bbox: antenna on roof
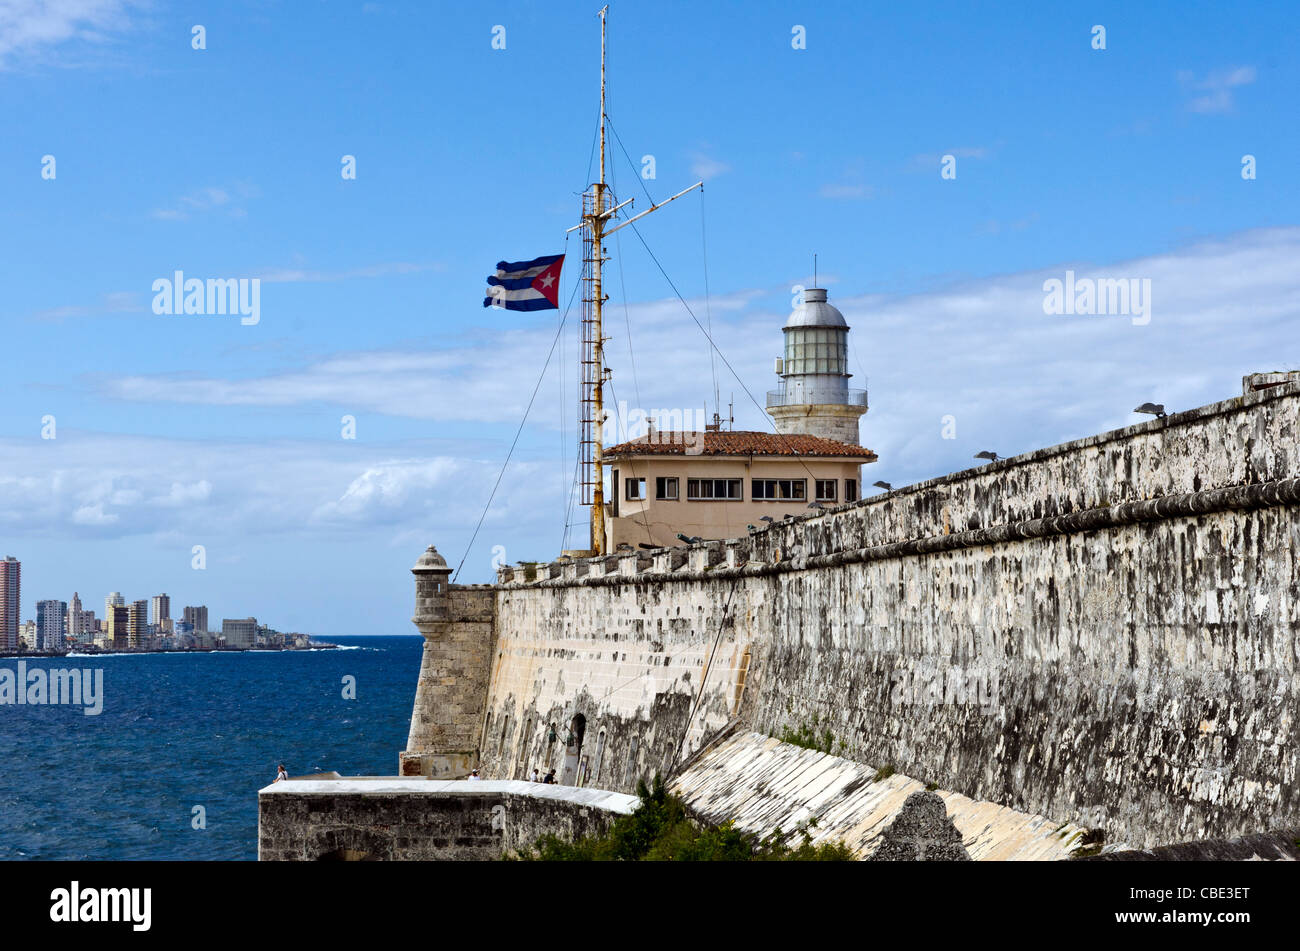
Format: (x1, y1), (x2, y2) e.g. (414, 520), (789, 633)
(814, 253), (817, 287)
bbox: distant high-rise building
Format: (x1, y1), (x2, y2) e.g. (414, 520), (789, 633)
(222, 617), (257, 649)
(67, 593), (95, 643)
(151, 594), (170, 633)
(77, 609), (97, 643)
(183, 605), (208, 634)
(0, 557), (19, 652)
(68, 592), (84, 641)
(107, 605), (130, 650)
(105, 592), (124, 621)
(129, 600), (148, 650)
(36, 600), (67, 653)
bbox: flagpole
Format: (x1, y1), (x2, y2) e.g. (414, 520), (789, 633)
(574, 4), (699, 557)
(590, 3), (609, 556)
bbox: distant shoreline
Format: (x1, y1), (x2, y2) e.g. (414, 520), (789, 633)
(0, 643), (338, 659)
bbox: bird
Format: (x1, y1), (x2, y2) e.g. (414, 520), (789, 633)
(676, 533), (702, 545)
(615, 542), (633, 552)
(974, 451), (1000, 462)
(1134, 402), (1167, 419)
(784, 513), (798, 520)
(873, 480), (892, 491)
(807, 501), (824, 510)
(746, 524), (757, 532)
(637, 543), (657, 550)
(759, 515), (775, 524)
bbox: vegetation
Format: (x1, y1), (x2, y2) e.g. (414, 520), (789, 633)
(513, 774), (855, 861)
(873, 764), (896, 782)
(778, 714), (843, 754)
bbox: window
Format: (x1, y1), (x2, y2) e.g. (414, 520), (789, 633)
(816, 479), (838, 502)
(655, 476), (679, 500)
(752, 479), (807, 501)
(846, 479), (858, 502)
(784, 328), (847, 375)
(625, 477), (646, 501)
(611, 469), (620, 516)
(686, 478), (742, 501)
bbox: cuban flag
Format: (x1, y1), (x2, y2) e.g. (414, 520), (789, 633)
(483, 253), (565, 311)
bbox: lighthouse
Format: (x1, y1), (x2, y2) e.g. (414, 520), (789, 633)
(766, 288), (868, 445)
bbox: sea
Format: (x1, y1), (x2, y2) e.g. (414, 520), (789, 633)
(0, 635), (423, 861)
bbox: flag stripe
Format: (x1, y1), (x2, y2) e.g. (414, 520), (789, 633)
(495, 254), (564, 273)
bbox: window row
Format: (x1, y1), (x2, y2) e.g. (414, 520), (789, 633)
(623, 476), (859, 503)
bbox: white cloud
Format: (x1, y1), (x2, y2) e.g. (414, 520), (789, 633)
(0, 432), (565, 545)
(689, 151), (730, 180)
(1177, 66), (1256, 114)
(152, 184), (257, 222)
(0, 0), (139, 69)
(73, 226), (1300, 506)
(819, 183), (875, 200)
(31, 290), (142, 322)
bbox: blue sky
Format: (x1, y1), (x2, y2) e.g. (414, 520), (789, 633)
(1, 0), (1297, 634)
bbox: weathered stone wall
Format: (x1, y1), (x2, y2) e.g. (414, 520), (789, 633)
(466, 382), (1300, 849)
(258, 780), (636, 861)
(401, 544), (495, 779)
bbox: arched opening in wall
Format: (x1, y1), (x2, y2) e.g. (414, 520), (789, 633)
(591, 729), (607, 787)
(623, 736), (640, 789)
(662, 739), (675, 778)
(499, 714), (510, 756)
(561, 713), (587, 785)
(481, 712), (493, 761)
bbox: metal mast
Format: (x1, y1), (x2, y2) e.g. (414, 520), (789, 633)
(570, 5), (702, 556)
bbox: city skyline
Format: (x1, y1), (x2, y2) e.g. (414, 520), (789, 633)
(0, 553), (292, 651)
(1, 1), (1296, 633)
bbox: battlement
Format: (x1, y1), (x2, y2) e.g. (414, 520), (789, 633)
(496, 380), (1300, 589)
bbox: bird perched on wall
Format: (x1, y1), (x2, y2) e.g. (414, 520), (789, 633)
(759, 515), (775, 524)
(747, 524), (758, 532)
(615, 543), (633, 552)
(637, 543), (657, 550)
(807, 501), (824, 510)
(974, 451), (1000, 462)
(873, 480), (892, 491)
(1134, 402), (1167, 419)
(676, 533), (702, 545)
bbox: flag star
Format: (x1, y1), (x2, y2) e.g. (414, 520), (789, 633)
(540, 273), (555, 288)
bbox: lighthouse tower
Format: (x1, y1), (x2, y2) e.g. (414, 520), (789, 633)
(766, 287), (867, 445)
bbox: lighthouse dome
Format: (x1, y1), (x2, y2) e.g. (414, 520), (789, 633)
(784, 288), (848, 330)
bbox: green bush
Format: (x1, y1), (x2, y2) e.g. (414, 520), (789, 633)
(778, 714), (838, 754)
(513, 774), (853, 861)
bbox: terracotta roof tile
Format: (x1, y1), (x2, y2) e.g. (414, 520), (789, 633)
(603, 430), (878, 460)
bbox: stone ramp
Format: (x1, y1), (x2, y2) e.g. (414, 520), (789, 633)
(671, 731), (1087, 860)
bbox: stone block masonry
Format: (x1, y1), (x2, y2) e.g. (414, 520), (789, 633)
(405, 380), (1300, 851)
(258, 780), (636, 861)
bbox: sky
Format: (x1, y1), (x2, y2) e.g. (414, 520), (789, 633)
(1, 0), (1297, 635)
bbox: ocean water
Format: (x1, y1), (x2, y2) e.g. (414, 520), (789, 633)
(0, 635), (423, 860)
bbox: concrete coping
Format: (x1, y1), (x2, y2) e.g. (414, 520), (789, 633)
(257, 778), (641, 814)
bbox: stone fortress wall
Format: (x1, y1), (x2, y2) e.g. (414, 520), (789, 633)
(408, 378), (1300, 851)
